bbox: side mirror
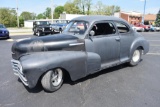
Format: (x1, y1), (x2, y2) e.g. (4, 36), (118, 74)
(89, 30), (95, 36)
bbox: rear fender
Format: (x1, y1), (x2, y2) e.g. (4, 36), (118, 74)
(130, 37), (149, 59)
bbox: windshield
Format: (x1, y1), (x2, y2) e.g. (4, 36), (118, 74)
(0, 24), (5, 28)
(37, 21), (50, 25)
(63, 21), (89, 36)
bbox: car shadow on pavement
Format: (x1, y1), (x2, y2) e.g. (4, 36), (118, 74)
(18, 78), (43, 93)
(64, 63), (131, 85)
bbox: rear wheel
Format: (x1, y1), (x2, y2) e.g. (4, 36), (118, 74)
(129, 49), (142, 66)
(41, 68), (63, 92)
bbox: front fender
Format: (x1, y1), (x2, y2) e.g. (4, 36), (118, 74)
(20, 51), (87, 88)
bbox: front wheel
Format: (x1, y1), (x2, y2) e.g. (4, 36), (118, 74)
(37, 31), (41, 36)
(33, 29), (36, 35)
(41, 68), (64, 92)
(59, 28), (62, 33)
(129, 49), (142, 66)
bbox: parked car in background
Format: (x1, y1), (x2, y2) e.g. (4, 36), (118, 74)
(0, 24), (10, 39)
(153, 25), (160, 32)
(11, 16), (149, 92)
(135, 23), (150, 32)
(131, 24), (144, 32)
(33, 21), (52, 36)
(149, 25), (156, 32)
(51, 20), (69, 34)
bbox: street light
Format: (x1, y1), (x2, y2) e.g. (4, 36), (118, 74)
(16, 0), (19, 27)
(51, 0), (53, 24)
(142, 0), (146, 24)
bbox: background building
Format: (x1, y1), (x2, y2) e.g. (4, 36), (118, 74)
(144, 14), (156, 25)
(114, 11), (142, 24)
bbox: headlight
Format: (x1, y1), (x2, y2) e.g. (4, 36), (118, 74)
(50, 27), (52, 30)
(42, 28), (44, 31)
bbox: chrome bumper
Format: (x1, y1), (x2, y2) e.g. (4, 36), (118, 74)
(11, 59), (28, 86)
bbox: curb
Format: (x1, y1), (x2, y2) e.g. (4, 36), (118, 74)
(10, 33), (33, 36)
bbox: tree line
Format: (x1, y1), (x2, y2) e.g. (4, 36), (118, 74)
(0, 0), (127, 27)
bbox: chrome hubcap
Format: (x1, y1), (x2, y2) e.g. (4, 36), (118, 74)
(37, 31), (40, 36)
(51, 69), (63, 86)
(132, 50), (140, 62)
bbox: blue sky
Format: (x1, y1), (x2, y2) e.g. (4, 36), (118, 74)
(1, 0), (159, 15)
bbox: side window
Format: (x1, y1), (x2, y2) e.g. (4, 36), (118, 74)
(115, 22), (129, 33)
(91, 22), (116, 36)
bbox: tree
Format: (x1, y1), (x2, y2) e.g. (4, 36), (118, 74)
(19, 16), (24, 27)
(74, 0), (86, 14)
(43, 7), (51, 19)
(20, 11), (32, 20)
(73, 0), (92, 15)
(0, 8), (17, 27)
(85, 0), (92, 15)
(54, 6), (64, 19)
(36, 13), (45, 19)
(94, 1), (120, 16)
(94, 1), (104, 15)
(155, 9), (160, 26)
(64, 1), (81, 14)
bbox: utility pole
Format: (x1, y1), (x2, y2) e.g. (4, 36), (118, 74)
(16, 0), (19, 27)
(142, 0), (146, 24)
(51, 0), (53, 24)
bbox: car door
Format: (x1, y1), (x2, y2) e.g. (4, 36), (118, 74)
(114, 21), (135, 62)
(85, 21), (120, 69)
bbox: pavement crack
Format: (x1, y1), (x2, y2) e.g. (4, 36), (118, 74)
(0, 81), (9, 88)
(78, 80), (90, 107)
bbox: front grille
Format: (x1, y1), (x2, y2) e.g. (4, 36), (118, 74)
(45, 27), (51, 31)
(11, 60), (22, 74)
(11, 60), (28, 86)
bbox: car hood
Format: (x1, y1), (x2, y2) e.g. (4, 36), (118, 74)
(0, 28), (8, 31)
(12, 34), (83, 59)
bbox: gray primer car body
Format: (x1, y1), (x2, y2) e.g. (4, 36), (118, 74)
(11, 16), (149, 88)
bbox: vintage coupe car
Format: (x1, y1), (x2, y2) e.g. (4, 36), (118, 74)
(32, 21), (52, 36)
(11, 16), (149, 92)
(51, 20), (69, 34)
(0, 24), (10, 39)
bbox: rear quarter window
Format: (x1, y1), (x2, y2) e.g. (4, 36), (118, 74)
(115, 22), (130, 33)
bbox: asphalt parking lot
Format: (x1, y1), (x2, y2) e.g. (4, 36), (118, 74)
(0, 32), (160, 107)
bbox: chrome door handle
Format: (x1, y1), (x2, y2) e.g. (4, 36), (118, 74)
(115, 38), (120, 41)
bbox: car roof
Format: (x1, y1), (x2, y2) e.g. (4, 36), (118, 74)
(72, 15), (128, 24)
